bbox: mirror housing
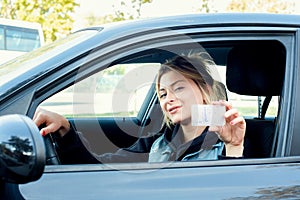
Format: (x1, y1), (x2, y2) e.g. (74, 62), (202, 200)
(0, 114), (45, 184)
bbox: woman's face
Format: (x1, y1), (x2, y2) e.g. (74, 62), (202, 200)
(158, 70), (205, 125)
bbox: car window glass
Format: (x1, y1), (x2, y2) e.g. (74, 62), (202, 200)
(0, 26), (4, 49)
(40, 63), (161, 118)
(6, 26), (40, 51)
(0, 30), (97, 87)
(216, 65), (278, 118)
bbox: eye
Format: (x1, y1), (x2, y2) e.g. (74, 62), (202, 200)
(174, 86), (184, 92)
(159, 92), (167, 99)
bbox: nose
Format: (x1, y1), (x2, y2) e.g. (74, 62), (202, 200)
(166, 90), (176, 103)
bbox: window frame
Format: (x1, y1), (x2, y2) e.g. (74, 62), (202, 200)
(27, 27), (298, 170)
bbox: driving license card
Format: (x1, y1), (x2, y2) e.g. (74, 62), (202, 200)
(191, 105), (225, 126)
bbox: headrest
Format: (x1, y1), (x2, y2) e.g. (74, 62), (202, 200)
(226, 42), (286, 96)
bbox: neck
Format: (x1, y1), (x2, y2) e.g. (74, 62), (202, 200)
(180, 123), (207, 143)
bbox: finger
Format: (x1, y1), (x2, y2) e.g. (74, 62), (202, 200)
(223, 101), (233, 111)
(40, 123), (60, 136)
(33, 107), (44, 119)
(229, 116), (246, 127)
(40, 127), (53, 137)
(225, 108), (239, 119)
(33, 113), (46, 128)
(40, 128), (47, 136)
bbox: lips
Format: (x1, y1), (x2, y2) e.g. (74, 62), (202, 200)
(168, 105), (182, 114)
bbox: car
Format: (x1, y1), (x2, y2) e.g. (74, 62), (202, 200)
(0, 13), (300, 199)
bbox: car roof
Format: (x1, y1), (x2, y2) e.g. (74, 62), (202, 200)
(93, 13), (300, 32)
(72, 13), (300, 50)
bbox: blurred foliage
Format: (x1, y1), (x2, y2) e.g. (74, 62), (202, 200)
(86, 0), (296, 27)
(0, 0), (79, 43)
(87, 0), (211, 26)
(104, 65), (126, 75)
(86, 0), (152, 26)
(197, 0), (210, 13)
(226, 0), (295, 13)
(112, 0), (153, 21)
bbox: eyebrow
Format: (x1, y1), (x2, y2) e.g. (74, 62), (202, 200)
(159, 79), (186, 92)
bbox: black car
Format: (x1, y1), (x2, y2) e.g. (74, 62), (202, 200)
(0, 13), (300, 199)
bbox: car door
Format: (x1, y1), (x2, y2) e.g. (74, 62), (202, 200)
(14, 20), (300, 199)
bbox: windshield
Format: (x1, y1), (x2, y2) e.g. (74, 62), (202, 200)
(0, 29), (99, 86)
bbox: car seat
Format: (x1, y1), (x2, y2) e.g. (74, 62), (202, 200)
(226, 41), (286, 158)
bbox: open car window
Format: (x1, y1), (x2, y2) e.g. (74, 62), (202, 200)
(39, 37), (287, 166)
(40, 63), (160, 118)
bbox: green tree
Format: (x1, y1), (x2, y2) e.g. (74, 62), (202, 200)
(0, 0), (79, 43)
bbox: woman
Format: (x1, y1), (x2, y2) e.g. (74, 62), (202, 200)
(34, 52), (246, 164)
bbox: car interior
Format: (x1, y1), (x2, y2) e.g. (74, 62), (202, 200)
(226, 41), (285, 158)
(41, 39), (286, 164)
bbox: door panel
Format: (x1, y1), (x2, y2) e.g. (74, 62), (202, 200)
(68, 117), (140, 154)
(19, 160), (300, 199)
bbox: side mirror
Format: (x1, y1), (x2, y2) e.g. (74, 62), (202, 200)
(0, 114), (45, 184)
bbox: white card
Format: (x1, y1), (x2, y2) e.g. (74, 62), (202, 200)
(191, 105), (225, 126)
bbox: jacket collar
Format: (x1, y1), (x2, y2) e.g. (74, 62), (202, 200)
(162, 124), (220, 161)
